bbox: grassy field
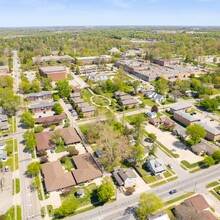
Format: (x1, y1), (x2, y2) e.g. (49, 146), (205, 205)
(125, 113), (146, 124)
(62, 156), (74, 171)
(81, 88), (94, 103)
(92, 96), (110, 106)
(165, 192), (195, 206)
(55, 145), (75, 153)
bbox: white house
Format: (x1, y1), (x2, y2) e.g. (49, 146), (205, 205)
(88, 74), (109, 82)
(146, 157), (166, 175)
(148, 211), (170, 220)
(153, 94), (166, 103)
(147, 112), (157, 118)
(145, 91), (156, 98)
(113, 167), (137, 188)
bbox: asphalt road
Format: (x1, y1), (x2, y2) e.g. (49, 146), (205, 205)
(68, 164), (220, 220)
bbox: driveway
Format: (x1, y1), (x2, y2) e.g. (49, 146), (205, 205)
(145, 124), (203, 163)
(41, 191), (62, 209)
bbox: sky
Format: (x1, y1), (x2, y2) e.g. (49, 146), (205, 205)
(0, 0), (220, 27)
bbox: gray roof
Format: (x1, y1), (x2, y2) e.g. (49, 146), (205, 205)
(0, 150), (7, 160)
(120, 95), (133, 101)
(69, 93), (80, 98)
(115, 91), (127, 97)
(113, 167), (136, 186)
(78, 102), (90, 108)
(39, 66), (66, 73)
(26, 91), (57, 98)
(81, 106), (95, 113)
(72, 97), (84, 104)
(192, 140), (219, 155)
(174, 111), (199, 122)
(0, 121), (9, 130)
(29, 101), (55, 109)
(170, 102), (192, 111)
(121, 99), (138, 106)
(173, 124), (187, 137)
(148, 211), (170, 220)
(146, 158), (166, 174)
(197, 121), (220, 136)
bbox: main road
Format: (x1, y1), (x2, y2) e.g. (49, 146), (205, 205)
(12, 50), (41, 220)
(67, 164), (220, 220)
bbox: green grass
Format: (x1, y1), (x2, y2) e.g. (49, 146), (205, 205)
(162, 111), (173, 117)
(135, 166), (149, 177)
(163, 170), (172, 178)
(60, 183), (98, 208)
(138, 95), (157, 107)
(6, 206), (15, 220)
(16, 206), (22, 220)
(35, 175), (43, 200)
(210, 190), (220, 200)
(125, 113), (145, 124)
(92, 96), (110, 106)
(165, 208), (176, 220)
(206, 181), (220, 188)
(150, 180), (167, 188)
(14, 139), (18, 152)
(142, 175), (157, 184)
(165, 192), (195, 206)
(47, 205), (54, 217)
(81, 88), (94, 103)
(181, 160), (202, 169)
(62, 156), (74, 171)
(55, 145), (75, 153)
(16, 178), (20, 194)
(167, 176), (178, 182)
(13, 117), (17, 132)
(12, 179), (14, 195)
(41, 207), (46, 218)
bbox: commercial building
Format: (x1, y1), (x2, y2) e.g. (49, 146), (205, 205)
(29, 101), (55, 113)
(173, 111), (200, 126)
(39, 66), (67, 81)
(153, 58), (179, 66)
(35, 114), (67, 126)
(169, 102), (192, 114)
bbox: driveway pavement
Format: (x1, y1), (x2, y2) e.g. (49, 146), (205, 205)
(41, 191), (62, 209)
(145, 124), (203, 163)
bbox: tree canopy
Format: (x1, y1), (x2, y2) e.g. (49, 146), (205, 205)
(20, 111), (35, 128)
(186, 124), (206, 144)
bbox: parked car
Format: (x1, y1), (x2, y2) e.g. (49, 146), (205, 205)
(210, 119), (214, 121)
(169, 189), (177, 194)
(168, 164), (173, 169)
(217, 190), (220, 196)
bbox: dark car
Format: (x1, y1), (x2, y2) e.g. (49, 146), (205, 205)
(169, 189), (177, 194)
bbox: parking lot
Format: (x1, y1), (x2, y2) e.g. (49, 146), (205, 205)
(145, 124), (203, 163)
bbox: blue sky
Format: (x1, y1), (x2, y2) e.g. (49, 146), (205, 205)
(0, 0), (219, 27)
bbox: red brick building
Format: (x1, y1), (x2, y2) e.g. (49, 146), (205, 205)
(39, 66), (67, 81)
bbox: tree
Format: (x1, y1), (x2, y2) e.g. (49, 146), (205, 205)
(25, 138), (37, 152)
(97, 182), (115, 203)
(130, 145), (145, 165)
(2, 95), (20, 117)
(151, 105), (158, 113)
(136, 193), (163, 219)
(51, 131), (64, 147)
(27, 162), (41, 176)
(148, 133), (157, 143)
(75, 66), (80, 75)
(20, 111), (35, 128)
(133, 114), (146, 145)
(54, 199), (78, 218)
(186, 124), (206, 144)
(200, 98), (219, 112)
(154, 78), (168, 95)
(56, 80), (71, 98)
(203, 156), (215, 167)
(52, 103), (63, 115)
(68, 149), (79, 156)
(213, 150), (220, 162)
(34, 125), (44, 133)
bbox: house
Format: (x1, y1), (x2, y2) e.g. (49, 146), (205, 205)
(153, 94), (166, 103)
(35, 114), (67, 126)
(169, 102), (192, 114)
(77, 102), (90, 109)
(145, 91), (156, 98)
(160, 116), (175, 129)
(191, 140), (219, 156)
(29, 101), (55, 113)
(147, 112), (157, 118)
(25, 91), (57, 102)
(72, 153), (103, 184)
(148, 211), (170, 220)
(174, 195), (218, 220)
(173, 111), (200, 126)
(109, 47), (121, 54)
(71, 97), (84, 105)
(112, 167), (137, 188)
(36, 127), (81, 151)
(39, 66), (67, 81)
(196, 121), (220, 141)
(119, 95), (134, 101)
(120, 99), (139, 108)
(0, 149), (7, 161)
(0, 121), (9, 130)
(172, 125), (188, 140)
(41, 161), (76, 192)
(80, 106), (96, 117)
(114, 91), (127, 99)
(69, 92), (81, 99)
(146, 157), (166, 175)
(149, 118), (161, 126)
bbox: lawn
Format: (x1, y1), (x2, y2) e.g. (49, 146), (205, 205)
(6, 206), (15, 220)
(138, 95), (157, 107)
(142, 175), (158, 184)
(60, 183), (98, 208)
(81, 88), (94, 103)
(47, 205), (54, 217)
(206, 181), (220, 188)
(150, 180), (167, 188)
(35, 175), (43, 200)
(91, 95), (110, 107)
(165, 192), (195, 206)
(211, 185), (220, 200)
(55, 145), (75, 153)
(16, 178), (20, 194)
(163, 170), (173, 178)
(78, 125), (88, 134)
(62, 156), (74, 171)
(13, 117), (17, 132)
(126, 113), (146, 124)
(181, 160), (203, 169)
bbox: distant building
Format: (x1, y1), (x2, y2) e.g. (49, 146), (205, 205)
(0, 149), (7, 161)
(69, 92), (81, 99)
(29, 101), (55, 113)
(146, 157), (166, 175)
(112, 167), (137, 188)
(88, 74), (109, 82)
(39, 66), (67, 81)
(153, 94), (166, 103)
(120, 98), (139, 108)
(147, 112), (157, 118)
(173, 111), (200, 126)
(32, 55), (73, 64)
(169, 102), (192, 114)
(153, 58), (179, 66)
(75, 55), (112, 65)
(35, 114), (67, 126)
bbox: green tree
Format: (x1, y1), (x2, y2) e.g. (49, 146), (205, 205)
(34, 125), (44, 133)
(54, 200), (78, 218)
(154, 78), (168, 95)
(186, 124), (206, 144)
(2, 95), (20, 117)
(148, 133), (157, 143)
(213, 150), (220, 162)
(97, 183), (115, 203)
(56, 80), (71, 98)
(25, 138), (37, 152)
(133, 114), (146, 144)
(75, 66), (80, 75)
(20, 111), (35, 128)
(136, 193), (163, 219)
(52, 103), (63, 115)
(27, 162), (41, 176)
(200, 98), (219, 112)
(203, 156), (215, 167)
(131, 145), (145, 165)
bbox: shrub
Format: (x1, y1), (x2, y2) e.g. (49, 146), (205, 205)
(68, 149), (79, 156)
(40, 156), (49, 164)
(60, 155), (67, 163)
(37, 150), (47, 157)
(50, 125), (56, 131)
(34, 125), (44, 133)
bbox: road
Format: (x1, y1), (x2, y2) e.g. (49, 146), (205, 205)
(12, 51), (41, 220)
(67, 164), (220, 220)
